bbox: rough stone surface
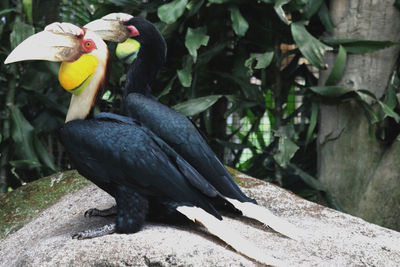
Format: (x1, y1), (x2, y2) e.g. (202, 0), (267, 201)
(1, 172), (400, 266)
(0, 170), (89, 240)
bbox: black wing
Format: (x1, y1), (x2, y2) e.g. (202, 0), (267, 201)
(124, 93), (256, 203)
(59, 113), (221, 219)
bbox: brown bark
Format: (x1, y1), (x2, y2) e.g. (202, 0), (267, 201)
(318, 0), (400, 230)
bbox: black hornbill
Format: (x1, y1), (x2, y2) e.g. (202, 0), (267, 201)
(85, 13), (300, 239)
(4, 22), (281, 265)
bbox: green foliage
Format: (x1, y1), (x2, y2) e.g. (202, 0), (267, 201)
(325, 45), (346, 85)
(323, 38), (397, 54)
(157, 0), (188, 24)
(291, 21), (332, 69)
(245, 52), (274, 72)
(174, 95), (223, 116)
(1, 0), (399, 211)
(0, 0), (118, 191)
(229, 6), (249, 36)
(185, 27), (210, 63)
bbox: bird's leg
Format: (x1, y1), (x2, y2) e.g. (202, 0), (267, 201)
(84, 205), (117, 217)
(72, 223), (116, 239)
(115, 185), (148, 233)
(147, 199), (194, 225)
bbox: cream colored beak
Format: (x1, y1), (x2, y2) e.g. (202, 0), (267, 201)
(4, 30), (81, 64)
(84, 13), (133, 43)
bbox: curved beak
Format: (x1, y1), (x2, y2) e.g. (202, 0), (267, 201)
(84, 13), (133, 43)
(4, 30), (81, 64)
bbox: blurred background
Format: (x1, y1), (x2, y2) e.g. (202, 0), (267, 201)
(2, 0), (399, 218)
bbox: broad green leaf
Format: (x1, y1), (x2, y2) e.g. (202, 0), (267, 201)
(385, 81), (398, 110)
(379, 101), (400, 123)
(274, 0), (292, 25)
(158, 76), (176, 99)
(157, 0), (188, 24)
(10, 21), (35, 49)
(177, 69), (192, 87)
(318, 2), (334, 32)
(274, 136), (299, 167)
(351, 91), (381, 124)
(324, 192), (343, 211)
(310, 85), (353, 98)
(325, 45), (347, 85)
(302, 0), (323, 19)
(291, 21), (332, 69)
(33, 135), (57, 172)
(286, 87), (296, 118)
(208, 0), (231, 3)
(357, 89), (400, 123)
(306, 102), (318, 144)
(101, 90), (114, 102)
(229, 6), (249, 36)
(105, 0), (133, 6)
(355, 95), (379, 124)
(9, 160), (41, 169)
(289, 163), (325, 191)
(323, 39), (397, 54)
(245, 51), (274, 70)
(0, 8), (15, 16)
(2, 111), (10, 141)
(197, 43), (226, 66)
(173, 95), (223, 116)
(9, 106), (39, 163)
(177, 57), (193, 87)
(186, 0), (205, 18)
(264, 89), (274, 109)
(23, 0), (33, 24)
(185, 27), (210, 62)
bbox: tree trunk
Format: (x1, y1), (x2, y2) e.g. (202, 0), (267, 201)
(318, 0), (400, 230)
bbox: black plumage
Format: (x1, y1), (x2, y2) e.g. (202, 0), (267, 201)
(5, 21), (299, 262)
(121, 17), (256, 203)
(59, 112), (226, 233)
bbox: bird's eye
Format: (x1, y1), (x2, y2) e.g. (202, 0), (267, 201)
(82, 39), (97, 53)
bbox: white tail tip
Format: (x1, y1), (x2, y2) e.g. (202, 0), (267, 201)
(226, 198), (304, 241)
(177, 206), (284, 266)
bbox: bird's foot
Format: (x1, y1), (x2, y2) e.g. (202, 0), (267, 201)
(72, 223), (116, 239)
(84, 205), (117, 217)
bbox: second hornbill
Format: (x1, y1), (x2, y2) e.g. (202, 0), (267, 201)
(85, 13), (300, 239)
(4, 22), (282, 266)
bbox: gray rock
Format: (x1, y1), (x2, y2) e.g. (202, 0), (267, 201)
(1, 171), (400, 266)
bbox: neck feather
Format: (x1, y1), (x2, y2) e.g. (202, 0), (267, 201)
(124, 38), (166, 97)
(65, 49), (109, 122)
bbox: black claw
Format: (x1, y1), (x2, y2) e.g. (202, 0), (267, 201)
(83, 206), (117, 218)
(84, 208), (99, 217)
(72, 230), (96, 239)
(72, 233), (84, 240)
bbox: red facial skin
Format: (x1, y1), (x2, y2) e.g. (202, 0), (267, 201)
(81, 39), (97, 53)
(126, 25), (139, 37)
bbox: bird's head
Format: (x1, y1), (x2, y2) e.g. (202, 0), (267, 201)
(85, 13), (166, 65)
(4, 22), (115, 122)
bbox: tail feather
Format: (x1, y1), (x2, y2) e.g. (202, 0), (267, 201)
(226, 198), (303, 240)
(177, 206), (284, 266)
